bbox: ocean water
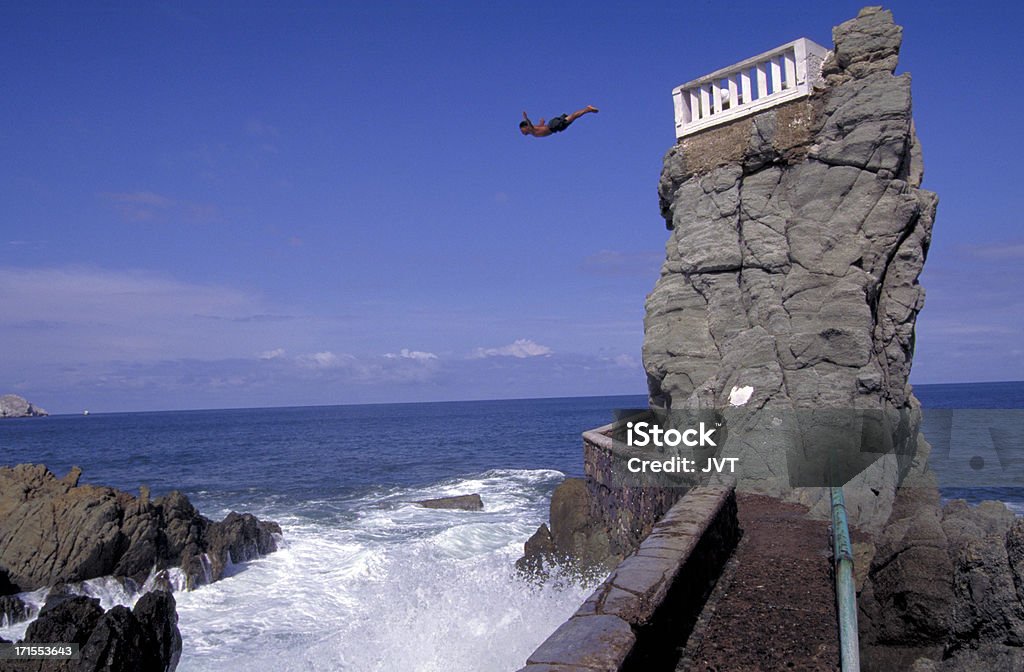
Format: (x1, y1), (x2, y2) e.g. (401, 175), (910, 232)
(0, 395), (644, 671)
(914, 381), (1024, 510)
(0, 386), (1021, 669)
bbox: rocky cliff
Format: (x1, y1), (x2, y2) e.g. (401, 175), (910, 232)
(645, 6), (934, 529)
(643, 7), (1024, 670)
(0, 395), (47, 418)
(0, 464), (281, 595)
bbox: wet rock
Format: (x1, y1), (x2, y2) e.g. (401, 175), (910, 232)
(0, 595), (28, 627)
(28, 599), (100, 668)
(131, 591), (182, 672)
(416, 494), (483, 511)
(0, 464), (281, 592)
(517, 478), (616, 574)
(515, 524), (556, 574)
(13, 591), (181, 672)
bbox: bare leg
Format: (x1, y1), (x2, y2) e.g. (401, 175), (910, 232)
(565, 105), (599, 123)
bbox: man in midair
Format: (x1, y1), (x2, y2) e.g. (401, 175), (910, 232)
(519, 105), (598, 137)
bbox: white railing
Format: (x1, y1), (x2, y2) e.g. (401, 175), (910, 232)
(672, 38), (828, 138)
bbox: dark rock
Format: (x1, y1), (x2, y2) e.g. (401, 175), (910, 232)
(24, 595), (104, 647)
(516, 478), (617, 574)
(549, 479), (600, 560)
(14, 592), (181, 672)
(516, 524), (556, 575)
(79, 593), (181, 672)
(416, 494), (483, 511)
(0, 394), (47, 418)
(0, 595), (28, 627)
(0, 464), (281, 592)
(0, 569), (16, 596)
(864, 507), (954, 644)
(859, 492), (1024, 669)
(40, 583), (79, 614)
(132, 591), (182, 672)
(78, 605), (144, 672)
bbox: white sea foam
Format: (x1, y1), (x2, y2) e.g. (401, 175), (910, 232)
(173, 468), (594, 672)
(3, 469), (596, 672)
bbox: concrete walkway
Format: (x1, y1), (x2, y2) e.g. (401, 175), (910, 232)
(676, 493), (840, 672)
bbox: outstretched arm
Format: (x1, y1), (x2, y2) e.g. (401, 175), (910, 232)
(522, 111), (533, 128)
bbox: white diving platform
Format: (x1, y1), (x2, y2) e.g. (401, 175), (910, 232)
(672, 38), (829, 139)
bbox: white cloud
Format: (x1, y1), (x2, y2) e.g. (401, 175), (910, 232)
(0, 266), (316, 366)
(385, 348), (438, 361)
(472, 339), (552, 359)
(299, 351), (343, 368)
(259, 348), (286, 360)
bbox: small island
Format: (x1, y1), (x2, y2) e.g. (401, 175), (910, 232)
(0, 394), (48, 419)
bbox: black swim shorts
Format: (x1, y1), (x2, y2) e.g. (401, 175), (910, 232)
(548, 114), (571, 133)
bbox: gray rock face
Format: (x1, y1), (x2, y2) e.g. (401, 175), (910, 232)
(0, 464), (281, 593)
(645, 5), (935, 529)
(0, 394), (47, 418)
(824, 7), (903, 81)
(416, 494), (484, 511)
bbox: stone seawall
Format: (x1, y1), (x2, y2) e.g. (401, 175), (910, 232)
(517, 482), (739, 672)
(582, 419), (688, 557)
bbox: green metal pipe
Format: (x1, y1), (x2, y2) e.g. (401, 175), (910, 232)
(831, 486), (861, 672)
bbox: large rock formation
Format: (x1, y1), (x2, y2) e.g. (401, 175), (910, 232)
(0, 395), (47, 418)
(645, 6), (934, 529)
(0, 464), (281, 594)
(0, 591), (181, 672)
(641, 6), (1024, 670)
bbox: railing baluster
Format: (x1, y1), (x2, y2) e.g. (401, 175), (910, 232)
(673, 38), (828, 138)
(783, 50), (796, 89)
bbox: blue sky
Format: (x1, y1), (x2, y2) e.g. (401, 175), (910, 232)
(2, 1), (1021, 413)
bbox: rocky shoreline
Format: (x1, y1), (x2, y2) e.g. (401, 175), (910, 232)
(0, 464), (282, 671)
